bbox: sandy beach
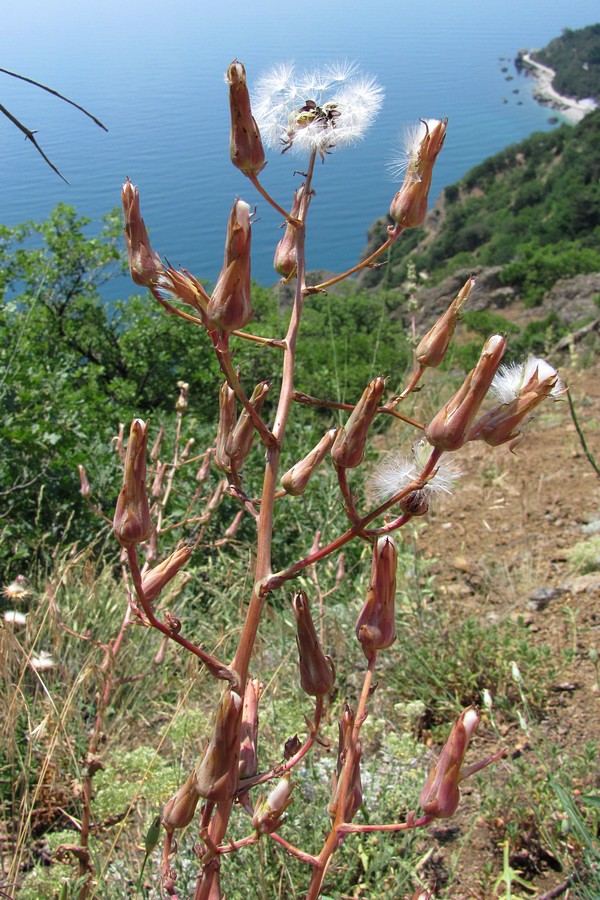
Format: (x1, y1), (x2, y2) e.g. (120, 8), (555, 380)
(520, 52), (598, 122)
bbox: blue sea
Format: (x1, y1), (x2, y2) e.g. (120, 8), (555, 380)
(1, 0), (598, 295)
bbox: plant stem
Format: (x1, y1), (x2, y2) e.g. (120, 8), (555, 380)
(305, 226), (403, 294)
(306, 653), (377, 899)
(566, 386), (600, 479)
(192, 150), (318, 899)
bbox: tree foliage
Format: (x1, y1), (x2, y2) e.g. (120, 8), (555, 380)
(0, 206), (411, 579)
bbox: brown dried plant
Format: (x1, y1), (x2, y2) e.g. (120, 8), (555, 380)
(111, 59), (564, 899)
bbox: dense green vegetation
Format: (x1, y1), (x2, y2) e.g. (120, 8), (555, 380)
(0, 206), (411, 580)
(364, 108), (600, 304)
(532, 23), (600, 101)
(2, 83), (600, 896)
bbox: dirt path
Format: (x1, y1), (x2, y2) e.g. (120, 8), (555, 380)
(411, 363), (600, 896)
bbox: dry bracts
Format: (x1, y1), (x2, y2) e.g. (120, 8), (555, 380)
(113, 419), (152, 547)
(331, 376), (386, 468)
(227, 59), (266, 177)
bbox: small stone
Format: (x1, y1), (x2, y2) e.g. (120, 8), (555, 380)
(527, 587), (564, 611)
(582, 519), (600, 536)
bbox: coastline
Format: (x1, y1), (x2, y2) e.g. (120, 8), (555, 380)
(518, 51), (598, 123)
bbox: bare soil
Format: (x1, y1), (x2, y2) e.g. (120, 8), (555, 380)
(410, 363), (600, 898)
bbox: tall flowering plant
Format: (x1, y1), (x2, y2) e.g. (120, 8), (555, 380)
(117, 59), (563, 898)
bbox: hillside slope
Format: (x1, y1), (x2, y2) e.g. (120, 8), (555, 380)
(359, 109), (600, 330)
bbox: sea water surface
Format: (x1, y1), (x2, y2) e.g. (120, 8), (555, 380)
(1, 0), (598, 295)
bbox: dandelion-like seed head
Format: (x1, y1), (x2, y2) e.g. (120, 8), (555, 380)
(2, 575), (29, 602)
(253, 62), (383, 158)
(491, 356), (564, 404)
(370, 439), (461, 507)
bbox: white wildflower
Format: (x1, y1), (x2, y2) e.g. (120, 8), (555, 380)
(2, 575), (29, 602)
(31, 651), (56, 671)
(370, 439), (461, 505)
(510, 661), (523, 684)
(253, 62), (383, 158)
(491, 356), (564, 405)
(3, 611), (27, 626)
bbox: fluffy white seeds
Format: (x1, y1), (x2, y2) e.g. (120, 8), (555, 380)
(387, 118), (445, 181)
(491, 356), (564, 404)
(370, 439), (461, 503)
(253, 62), (383, 157)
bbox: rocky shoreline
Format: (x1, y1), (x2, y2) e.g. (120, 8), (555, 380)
(516, 50), (597, 122)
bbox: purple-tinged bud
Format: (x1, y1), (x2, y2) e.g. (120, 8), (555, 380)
(328, 705), (363, 822)
(397, 489), (430, 517)
(292, 591), (336, 697)
(195, 688), (243, 801)
(141, 544), (192, 603)
(151, 461), (168, 499)
(113, 419), (152, 546)
(356, 536), (397, 657)
(425, 335), (507, 452)
(157, 265), (208, 315)
(331, 376), (386, 469)
(215, 381), (237, 474)
(226, 380), (270, 467)
(239, 678), (263, 780)
(469, 357), (564, 448)
(281, 428), (337, 495)
(273, 185), (304, 278)
(114, 422), (126, 463)
(78, 464), (91, 498)
(335, 553), (345, 586)
(196, 451), (213, 484)
(162, 770), (201, 832)
(252, 775), (294, 835)
(150, 427), (164, 462)
(419, 706), (504, 819)
(181, 438), (194, 459)
(389, 119), (447, 229)
(416, 276), (475, 369)
(227, 60), (266, 177)
(207, 200), (253, 337)
(122, 179), (163, 287)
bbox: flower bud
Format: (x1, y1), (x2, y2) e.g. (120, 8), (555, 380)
(331, 376), (386, 469)
(122, 179), (163, 287)
(252, 775), (294, 835)
(157, 265), (208, 313)
(207, 200), (253, 338)
(226, 380), (270, 468)
(328, 705), (363, 822)
(113, 419), (152, 546)
(215, 381), (237, 474)
(273, 185), (304, 278)
(419, 706), (504, 819)
(425, 335), (506, 452)
(162, 770), (201, 832)
(356, 536), (397, 657)
(227, 60), (266, 177)
(416, 276), (475, 369)
(78, 464), (91, 498)
(239, 678), (263, 780)
(390, 119), (447, 229)
(469, 357), (563, 448)
(281, 428), (337, 495)
(141, 544), (192, 603)
(292, 591), (336, 697)
(195, 689), (243, 801)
